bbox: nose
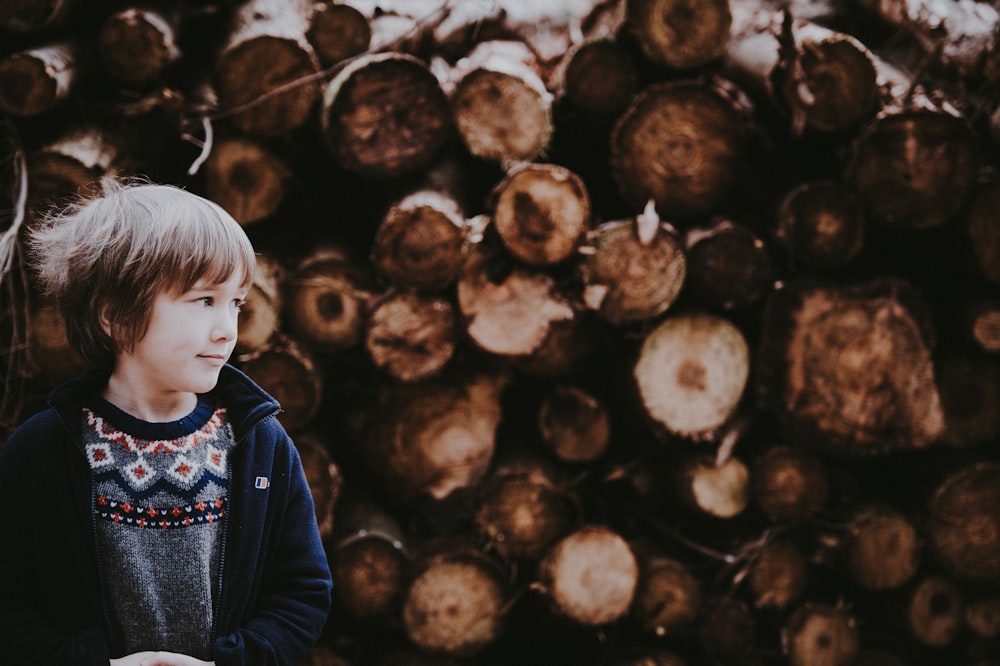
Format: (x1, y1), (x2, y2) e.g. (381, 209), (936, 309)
(213, 307), (239, 342)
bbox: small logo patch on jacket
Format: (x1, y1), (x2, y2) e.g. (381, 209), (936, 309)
(255, 476), (269, 489)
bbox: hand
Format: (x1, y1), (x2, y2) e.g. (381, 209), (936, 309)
(139, 654), (215, 666)
(109, 652), (214, 666)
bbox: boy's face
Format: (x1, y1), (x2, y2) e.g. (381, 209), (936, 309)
(116, 272), (249, 398)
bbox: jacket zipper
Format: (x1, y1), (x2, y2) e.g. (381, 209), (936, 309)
(211, 409), (277, 640)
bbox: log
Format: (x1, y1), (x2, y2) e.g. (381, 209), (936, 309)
(0, 42), (76, 117)
(364, 290), (458, 383)
(968, 180), (1000, 286)
(98, 7), (180, 83)
(698, 597), (756, 664)
(371, 190), (467, 291)
(609, 78), (751, 219)
(610, 649), (687, 666)
(579, 211), (687, 325)
(684, 219), (774, 311)
(296, 432), (343, 540)
(926, 461), (1000, 581)
(538, 384), (610, 464)
(25, 297), (87, 385)
(447, 40), (554, 166)
(845, 507), (921, 590)
(935, 351), (1000, 449)
(774, 180), (864, 272)
(0, 0), (74, 32)
(630, 548), (701, 636)
(489, 162), (591, 267)
(750, 444), (828, 523)
(235, 253), (282, 355)
(757, 278), (944, 456)
(236, 334), (323, 432)
(364, 368), (508, 501)
(203, 135), (290, 226)
(329, 498), (408, 618)
(456, 245), (575, 357)
(558, 38), (638, 116)
(746, 538), (807, 610)
(678, 453), (750, 519)
(511, 316), (599, 378)
(907, 575), (964, 647)
(625, 0), (732, 69)
(473, 453), (576, 560)
(854, 0), (1000, 78)
(725, 4), (879, 133)
(215, 0), (322, 137)
(966, 596), (1000, 640)
(968, 302), (1000, 354)
(782, 603), (859, 666)
(401, 545), (508, 656)
(306, 1), (370, 67)
(537, 524), (639, 626)
(305, 645), (351, 666)
(634, 312), (750, 441)
(321, 52), (452, 178)
(26, 125), (117, 211)
(848, 106), (980, 230)
(283, 247), (373, 354)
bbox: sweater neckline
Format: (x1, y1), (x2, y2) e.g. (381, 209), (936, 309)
(86, 393), (217, 441)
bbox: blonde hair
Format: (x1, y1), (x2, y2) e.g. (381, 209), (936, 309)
(29, 178), (256, 368)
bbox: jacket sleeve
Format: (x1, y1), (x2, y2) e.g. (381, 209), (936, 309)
(0, 414), (113, 666)
(213, 427), (333, 665)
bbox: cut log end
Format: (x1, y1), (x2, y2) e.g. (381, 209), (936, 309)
(627, 0), (732, 70)
(634, 312), (749, 440)
(782, 604), (860, 666)
(847, 508), (921, 590)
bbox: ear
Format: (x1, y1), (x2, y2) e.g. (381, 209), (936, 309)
(99, 305), (113, 337)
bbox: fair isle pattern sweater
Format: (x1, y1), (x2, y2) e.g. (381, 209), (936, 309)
(82, 396), (236, 660)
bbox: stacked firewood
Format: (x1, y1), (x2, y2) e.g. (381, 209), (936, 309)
(2, 0), (1000, 664)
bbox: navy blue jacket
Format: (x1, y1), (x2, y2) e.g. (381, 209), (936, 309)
(0, 364), (333, 665)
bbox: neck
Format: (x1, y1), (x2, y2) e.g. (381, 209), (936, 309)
(102, 374), (198, 423)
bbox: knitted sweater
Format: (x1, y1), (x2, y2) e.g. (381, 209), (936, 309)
(0, 364), (333, 665)
(83, 396), (235, 658)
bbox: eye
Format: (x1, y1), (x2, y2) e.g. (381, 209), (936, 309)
(199, 296), (215, 307)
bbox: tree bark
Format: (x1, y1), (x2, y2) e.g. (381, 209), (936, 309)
(26, 125), (118, 212)
(968, 179), (1000, 286)
(296, 432), (343, 541)
(321, 52), (452, 178)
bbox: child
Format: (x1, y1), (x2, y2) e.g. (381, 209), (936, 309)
(0, 180), (332, 665)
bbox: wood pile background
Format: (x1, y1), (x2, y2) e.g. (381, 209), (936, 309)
(2, 0), (1000, 664)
